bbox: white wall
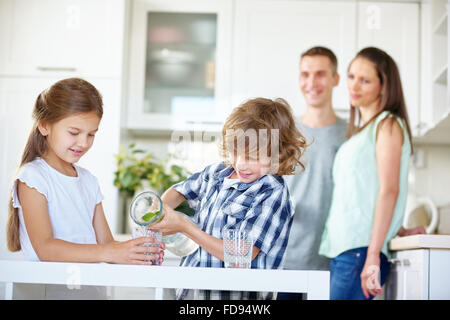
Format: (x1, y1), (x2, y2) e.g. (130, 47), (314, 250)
(410, 144), (450, 207)
(123, 133), (223, 175)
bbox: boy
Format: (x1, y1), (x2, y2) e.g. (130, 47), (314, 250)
(150, 97), (306, 299)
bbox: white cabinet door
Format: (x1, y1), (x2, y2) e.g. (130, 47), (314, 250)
(357, 2), (420, 136)
(0, 0), (14, 75)
(429, 249), (450, 299)
(232, 0), (356, 117)
(0, 0), (124, 78)
(386, 249), (429, 300)
(126, 0), (233, 132)
(0, 78), (57, 260)
(419, 0), (449, 138)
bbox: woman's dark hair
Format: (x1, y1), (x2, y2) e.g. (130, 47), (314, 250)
(346, 47), (413, 151)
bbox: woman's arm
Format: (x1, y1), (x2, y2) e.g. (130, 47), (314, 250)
(361, 118), (404, 299)
(18, 181), (158, 264)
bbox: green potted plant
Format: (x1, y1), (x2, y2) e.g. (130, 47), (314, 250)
(113, 143), (193, 232)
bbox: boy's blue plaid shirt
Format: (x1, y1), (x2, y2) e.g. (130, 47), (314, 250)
(172, 162), (294, 299)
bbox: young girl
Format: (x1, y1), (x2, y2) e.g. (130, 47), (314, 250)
(6, 78), (163, 266)
(149, 97), (307, 300)
(319, 47), (413, 300)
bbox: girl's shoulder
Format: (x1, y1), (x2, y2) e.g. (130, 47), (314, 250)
(73, 163), (100, 184)
(14, 158), (52, 205)
(17, 158), (51, 181)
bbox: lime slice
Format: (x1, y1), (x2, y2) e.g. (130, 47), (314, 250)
(142, 210), (160, 222)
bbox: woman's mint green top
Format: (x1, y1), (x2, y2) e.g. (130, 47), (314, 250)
(319, 111), (411, 259)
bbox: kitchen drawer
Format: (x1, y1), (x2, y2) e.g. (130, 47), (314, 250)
(386, 248), (450, 300)
(386, 249), (429, 300)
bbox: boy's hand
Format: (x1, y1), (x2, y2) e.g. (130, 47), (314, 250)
(148, 205), (185, 235)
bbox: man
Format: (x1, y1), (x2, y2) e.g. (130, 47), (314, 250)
(278, 46), (347, 300)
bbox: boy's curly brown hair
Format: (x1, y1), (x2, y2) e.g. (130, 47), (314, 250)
(220, 97), (306, 176)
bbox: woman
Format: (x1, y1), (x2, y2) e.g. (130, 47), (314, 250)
(319, 47), (415, 300)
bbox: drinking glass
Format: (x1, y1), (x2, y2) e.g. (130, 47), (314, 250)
(222, 228), (253, 268)
(129, 190), (164, 265)
(131, 225), (162, 265)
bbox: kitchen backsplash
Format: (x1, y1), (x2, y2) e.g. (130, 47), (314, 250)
(123, 133), (222, 174)
(410, 143), (450, 207)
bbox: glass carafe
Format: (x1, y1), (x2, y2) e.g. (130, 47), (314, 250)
(129, 190), (164, 226)
(162, 211), (199, 257)
(129, 190), (199, 257)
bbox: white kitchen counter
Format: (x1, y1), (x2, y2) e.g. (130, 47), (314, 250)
(389, 234), (450, 251)
(0, 260), (329, 300)
(386, 234), (450, 300)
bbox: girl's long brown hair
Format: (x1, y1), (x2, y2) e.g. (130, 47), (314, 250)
(347, 47), (413, 152)
(6, 78), (103, 252)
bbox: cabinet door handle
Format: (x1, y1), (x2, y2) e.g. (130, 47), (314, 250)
(389, 258), (410, 266)
(185, 120), (223, 125)
(415, 122), (427, 130)
(401, 259), (410, 266)
(37, 66), (77, 72)
(389, 258), (402, 266)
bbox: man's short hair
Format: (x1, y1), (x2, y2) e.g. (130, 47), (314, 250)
(301, 46), (338, 74)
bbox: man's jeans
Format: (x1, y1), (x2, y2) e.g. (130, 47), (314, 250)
(330, 247), (390, 300)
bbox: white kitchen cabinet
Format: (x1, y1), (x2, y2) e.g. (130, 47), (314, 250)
(125, 0), (233, 132)
(231, 0), (356, 117)
(0, 0), (124, 78)
(417, 0), (450, 142)
(0, 77), (60, 261)
(429, 0), (449, 127)
(125, 0), (423, 131)
(357, 1), (420, 136)
(386, 248), (450, 300)
(385, 249), (430, 300)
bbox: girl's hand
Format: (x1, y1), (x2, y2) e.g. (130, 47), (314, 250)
(148, 205), (185, 235)
(360, 253), (382, 299)
(156, 241), (165, 265)
(104, 237), (163, 265)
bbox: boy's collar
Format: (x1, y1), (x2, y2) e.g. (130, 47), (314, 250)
(214, 164), (283, 191)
